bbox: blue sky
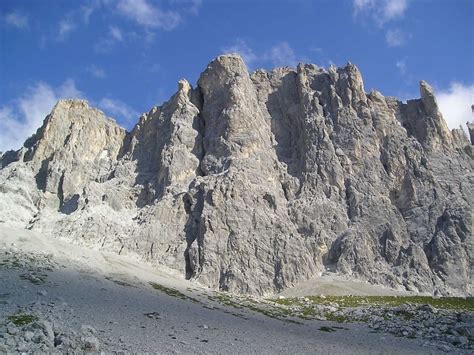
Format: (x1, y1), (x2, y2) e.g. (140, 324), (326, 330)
(1, 0), (473, 152)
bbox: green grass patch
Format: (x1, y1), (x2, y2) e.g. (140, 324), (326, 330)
(8, 313), (38, 326)
(208, 293), (302, 324)
(325, 312), (351, 323)
(393, 309), (416, 320)
(149, 282), (200, 303)
(105, 276), (136, 288)
(208, 293), (243, 309)
(271, 295), (474, 311)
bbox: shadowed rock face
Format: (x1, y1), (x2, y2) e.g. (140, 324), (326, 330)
(1, 54), (472, 296)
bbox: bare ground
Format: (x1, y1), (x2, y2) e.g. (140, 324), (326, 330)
(0, 226), (450, 354)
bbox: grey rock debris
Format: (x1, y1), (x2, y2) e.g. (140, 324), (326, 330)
(1, 54), (472, 296)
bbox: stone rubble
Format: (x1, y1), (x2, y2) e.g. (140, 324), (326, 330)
(220, 294), (474, 352)
(0, 306), (101, 353)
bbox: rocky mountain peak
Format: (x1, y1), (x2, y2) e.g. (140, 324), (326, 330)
(0, 56), (472, 296)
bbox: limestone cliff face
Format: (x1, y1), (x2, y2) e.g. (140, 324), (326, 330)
(1, 55), (472, 296)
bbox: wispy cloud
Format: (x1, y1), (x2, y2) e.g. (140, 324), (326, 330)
(80, 2), (98, 24)
(98, 98), (139, 124)
(354, 0), (411, 47)
(57, 1), (103, 41)
(395, 58), (407, 75)
(171, 0), (203, 15)
(222, 40), (302, 69)
(309, 46), (323, 54)
(94, 26), (125, 53)
(188, 0), (203, 15)
(43, 0), (194, 48)
(109, 26), (123, 42)
(0, 80), (83, 152)
(383, 0), (408, 21)
(354, 0), (409, 25)
(265, 42), (298, 67)
(57, 18), (76, 41)
(4, 12), (29, 29)
(386, 28), (406, 47)
(307, 46), (336, 68)
(437, 82), (474, 135)
(87, 65), (107, 78)
(40, 2), (98, 45)
(116, 0), (181, 30)
(222, 39), (259, 66)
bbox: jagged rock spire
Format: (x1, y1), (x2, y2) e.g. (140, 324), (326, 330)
(0, 55), (472, 296)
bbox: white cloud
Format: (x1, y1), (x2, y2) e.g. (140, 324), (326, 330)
(58, 18), (76, 40)
(171, 0), (203, 15)
(94, 26), (125, 53)
(0, 80), (83, 152)
(307, 46), (336, 68)
(265, 42), (298, 67)
(309, 46), (323, 53)
(396, 58), (407, 75)
(4, 12), (28, 29)
(46, 0), (191, 47)
(98, 98), (139, 123)
(383, 0), (408, 21)
(51, 4), (99, 43)
(81, 2), (98, 24)
(437, 82), (474, 135)
(354, 0), (409, 25)
(221, 40), (301, 69)
(386, 28), (405, 47)
(109, 26), (123, 41)
(87, 65), (107, 78)
(116, 0), (181, 30)
(222, 39), (258, 66)
(353, 0), (375, 11)
(188, 0), (203, 15)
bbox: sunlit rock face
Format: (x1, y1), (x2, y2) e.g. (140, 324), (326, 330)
(1, 54), (472, 296)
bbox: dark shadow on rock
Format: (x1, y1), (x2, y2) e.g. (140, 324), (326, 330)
(183, 189), (205, 280)
(265, 71), (302, 179)
(0, 150), (19, 168)
(60, 194), (80, 215)
(35, 157), (52, 192)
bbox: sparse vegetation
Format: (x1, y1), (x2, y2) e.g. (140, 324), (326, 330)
(207, 292), (302, 324)
(105, 276), (136, 288)
(0, 250), (56, 285)
(20, 272), (48, 285)
(7, 313), (38, 326)
(208, 293), (243, 309)
(271, 295), (474, 312)
(149, 282), (200, 303)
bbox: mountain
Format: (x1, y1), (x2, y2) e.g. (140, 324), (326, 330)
(1, 54), (472, 296)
